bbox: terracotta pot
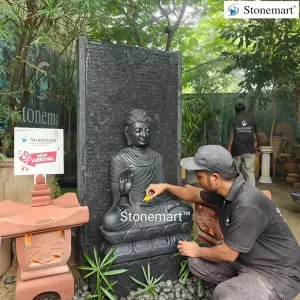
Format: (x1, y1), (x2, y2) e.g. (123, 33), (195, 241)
(287, 173), (300, 179)
(286, 173), (300, 186)
(286, 176), (299, 187)
(285, 157), (297, 163)
(284, 162), (298, 172)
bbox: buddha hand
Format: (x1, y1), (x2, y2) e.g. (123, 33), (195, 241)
(119, 168), (133, 195)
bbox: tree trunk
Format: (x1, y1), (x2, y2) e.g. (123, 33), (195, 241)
(246, 84), (263, 112)
(165, 31), (173, 51)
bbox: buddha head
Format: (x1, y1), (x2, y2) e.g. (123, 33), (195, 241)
(124, 109), (151, 149)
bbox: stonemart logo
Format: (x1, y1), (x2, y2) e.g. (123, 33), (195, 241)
(224, 1), (299, 19)
(228, 3), (240, 16)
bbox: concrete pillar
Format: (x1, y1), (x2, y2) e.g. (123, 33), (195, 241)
(259, 146), (274, 184)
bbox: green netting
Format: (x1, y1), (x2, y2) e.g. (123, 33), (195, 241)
(183, 93), (300, 148)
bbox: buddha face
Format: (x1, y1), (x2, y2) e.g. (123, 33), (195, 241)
(125, 122), (151, 148)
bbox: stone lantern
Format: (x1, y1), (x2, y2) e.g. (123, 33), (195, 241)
(0, 174), (89, 300)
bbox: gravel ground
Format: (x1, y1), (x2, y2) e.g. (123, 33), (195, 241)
(120, 277), (215, 300)
(36, 276), (215, 300)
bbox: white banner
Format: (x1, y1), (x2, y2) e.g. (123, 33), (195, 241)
(224, 1), (299, 19)
(14, 127), (64, 175)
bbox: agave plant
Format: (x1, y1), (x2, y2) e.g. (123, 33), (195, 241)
(130, 263), (163, 296)
(78, 246), (127, 300)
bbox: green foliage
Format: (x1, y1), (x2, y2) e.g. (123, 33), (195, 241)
(86, 0), (241, 94)
(0, 88), (23, 156)
(78, 246), (128, 300)
(182, 94), (220, 158)
(87, 0), (206, 50)
(220, 19), (300, 94)
(180, 11), (242, 94)
(0, 151), (6, 161)
(0, 0), (97, 155)
(51, 177), (63, 198)
(130, 263), (163, 296)
(50, 46), (77, 176)
(197, 278), (202, 292)
(275, 81), (299, 119)
(172, 234), (206, 280)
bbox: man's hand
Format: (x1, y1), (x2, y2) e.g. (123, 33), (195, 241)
(177, 241), (200, 257)
(146, 183), (168, 199)
(256, 147), (261, 155)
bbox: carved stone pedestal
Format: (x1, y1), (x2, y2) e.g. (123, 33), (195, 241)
(100, 232), (192, 263)
(259, 146), (274, 184)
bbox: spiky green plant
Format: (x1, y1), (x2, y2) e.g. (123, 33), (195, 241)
(130, 263), (163, 296)
(78, 246), (127, 300)
(173, 235), (206, 280)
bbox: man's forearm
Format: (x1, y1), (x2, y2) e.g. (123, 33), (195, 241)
(165, 184), (202, 203)
(227, 135), (233, 152)
(195, 243), (238, 262)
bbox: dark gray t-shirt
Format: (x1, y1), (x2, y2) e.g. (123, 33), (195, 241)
(200, 174), (300, 300)
(228, 112), (259, 156)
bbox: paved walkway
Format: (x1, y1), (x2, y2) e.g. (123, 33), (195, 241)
(257, 182), (300, 244)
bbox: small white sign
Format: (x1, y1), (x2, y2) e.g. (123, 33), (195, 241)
(224, 1), (299, 19)
(14, 127), (64, 175)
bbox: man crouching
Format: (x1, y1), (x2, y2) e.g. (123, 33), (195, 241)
(146, 145), (300, 300)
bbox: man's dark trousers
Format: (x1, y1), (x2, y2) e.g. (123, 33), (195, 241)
(188, 258), (283, 300)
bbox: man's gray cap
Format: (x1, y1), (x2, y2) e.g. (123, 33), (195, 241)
(180, 145), (235, 174)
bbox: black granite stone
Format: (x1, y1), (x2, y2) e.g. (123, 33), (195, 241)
(99, 233), (192, 263)
(76, 37), (184, 257)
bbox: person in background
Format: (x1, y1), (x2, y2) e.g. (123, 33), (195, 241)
(227, 101), (261, 186)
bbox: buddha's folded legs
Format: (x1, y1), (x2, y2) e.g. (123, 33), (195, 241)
(103, 205), (136, 232)
(101, 200), (193, 245)
(167, 201), (193, 222)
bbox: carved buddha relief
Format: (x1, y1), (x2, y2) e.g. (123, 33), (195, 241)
(100, 109), (193, 246)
